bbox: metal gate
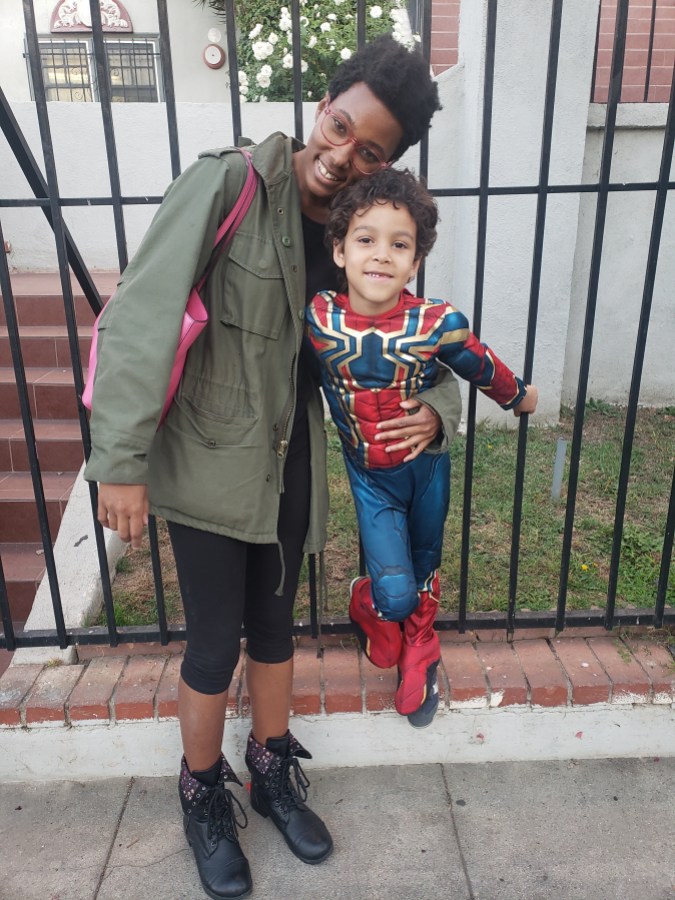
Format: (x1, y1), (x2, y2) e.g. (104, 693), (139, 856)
(0, 0), (673, 651)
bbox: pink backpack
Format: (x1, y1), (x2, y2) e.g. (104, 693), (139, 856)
(82, 149), (258, 426)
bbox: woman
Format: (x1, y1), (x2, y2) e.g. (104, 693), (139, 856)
(85, 36), (461, 900)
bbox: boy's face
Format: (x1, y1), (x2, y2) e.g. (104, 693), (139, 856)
(334, 200), (420, 316)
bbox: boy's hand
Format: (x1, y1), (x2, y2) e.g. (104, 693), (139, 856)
(97, 483), (149, 549)
(514, 384), (539, 417)
(375, 398), (441, 462)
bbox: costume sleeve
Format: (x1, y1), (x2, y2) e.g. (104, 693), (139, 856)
(436, 306), (526, 410)
(414, 367), (462, 452)
(84, 153), (243, 485)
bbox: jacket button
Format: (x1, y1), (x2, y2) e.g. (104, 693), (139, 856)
(207, 439), (216, 447)
(297, 308), (305, 320)
(281, 235), (292, 247)
(266, 474), (271, 482)
(277, 207), (284, 214)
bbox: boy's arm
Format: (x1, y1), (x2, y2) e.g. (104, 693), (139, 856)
(437, 307), (527, 410)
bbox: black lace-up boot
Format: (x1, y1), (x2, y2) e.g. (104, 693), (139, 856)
(179, 755), (252, 899)
(245, 731), (333, 864)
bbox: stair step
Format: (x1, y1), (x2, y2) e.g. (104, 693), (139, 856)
(0, 325), (92, 369)
(0, 419), (84, 472)
(0, 271), (118, 327)
(0, 471), (77, 542)
(0, 366), (85, 419)
(0, 272), (116, 632)
(0, 542), (45, 624)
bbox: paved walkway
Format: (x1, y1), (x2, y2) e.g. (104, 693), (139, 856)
(1, 758), (673, 900)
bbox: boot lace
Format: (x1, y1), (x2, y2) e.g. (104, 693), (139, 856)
(273, 756), (311, 810)
(206, 783), (248, 843)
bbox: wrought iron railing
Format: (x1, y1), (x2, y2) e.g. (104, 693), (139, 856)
(0, 0), (673, 651)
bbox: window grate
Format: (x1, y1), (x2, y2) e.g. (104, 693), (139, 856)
(34, 37), (161, 103)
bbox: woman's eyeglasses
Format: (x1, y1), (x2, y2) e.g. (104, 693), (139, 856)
(319, 107), (391, 175)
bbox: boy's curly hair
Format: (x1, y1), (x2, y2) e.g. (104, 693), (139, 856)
(326, 167), (438, 267)
(328, 35), (441, 160)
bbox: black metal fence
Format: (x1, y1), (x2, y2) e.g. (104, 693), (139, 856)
(0, 0), (673, 652)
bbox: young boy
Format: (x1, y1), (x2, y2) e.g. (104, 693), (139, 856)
(306, 168), (538, 728)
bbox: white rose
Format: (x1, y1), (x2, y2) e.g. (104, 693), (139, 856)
(327, 13), (337, 19)
(259, 64), (272, 77)
(320, 21), (331, 31)
(268, 32), (279, 44)
(248, 23), (263, 39)
(238, 70), (249, 84)
(340, 47), (352, 60)
(256, 72), (271, 88)
(282, 53), (293, 69)
(252, 40), (274, 61)
(301, 59), (308, 72)
(308, 35), (318, 48)
(240, 84), (249, 94)
(370, 6), (383, 18)
(300, 16), (309, 26)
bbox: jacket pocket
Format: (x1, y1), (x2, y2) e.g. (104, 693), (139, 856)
(179, 371), (255, 423)
(171, 391), (259, 447)
(220, 230), (287, 339)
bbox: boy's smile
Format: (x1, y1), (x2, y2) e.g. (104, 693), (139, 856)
(333, 200), (420, 316)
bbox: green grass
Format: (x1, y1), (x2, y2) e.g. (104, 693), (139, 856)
(97, 404), (674, 626)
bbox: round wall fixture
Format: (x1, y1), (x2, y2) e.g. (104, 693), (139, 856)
(203, 43), (226, 69)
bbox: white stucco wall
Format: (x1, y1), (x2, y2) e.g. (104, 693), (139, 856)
(562, 104), (675, 407)
(447, 0), (600, 424)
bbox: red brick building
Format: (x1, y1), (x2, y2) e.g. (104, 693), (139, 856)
(430, 0), (675, 102)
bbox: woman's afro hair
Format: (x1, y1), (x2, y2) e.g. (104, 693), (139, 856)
(327, 35), (442, 161)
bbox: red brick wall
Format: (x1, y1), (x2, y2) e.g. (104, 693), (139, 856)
(429, 0), (675, 103)
(430, 0), (460, 74)
(594, 0), (675, 102)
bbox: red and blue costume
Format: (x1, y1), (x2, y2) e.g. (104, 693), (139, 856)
(306, 288), (526, 725)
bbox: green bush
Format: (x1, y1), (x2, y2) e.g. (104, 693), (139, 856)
(233, 0), (418, 101)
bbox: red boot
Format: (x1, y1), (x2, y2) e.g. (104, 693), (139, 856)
(349, 576), (403, 669)
(395, 574), (441, 727)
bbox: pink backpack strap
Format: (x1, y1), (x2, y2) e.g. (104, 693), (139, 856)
(194, 148), (257, 292)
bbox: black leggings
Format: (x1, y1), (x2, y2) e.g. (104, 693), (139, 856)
(168, 419), (310, 695)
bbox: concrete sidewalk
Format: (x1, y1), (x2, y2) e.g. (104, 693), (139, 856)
(1, 758), (673, 900)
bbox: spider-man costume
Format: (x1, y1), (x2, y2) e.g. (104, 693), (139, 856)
(306, 288), (526, 726)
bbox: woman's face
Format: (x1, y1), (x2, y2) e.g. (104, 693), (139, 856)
(294, 82), (404, 219)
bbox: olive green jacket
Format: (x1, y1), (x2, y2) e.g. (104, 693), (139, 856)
(84, 133), (462, 553)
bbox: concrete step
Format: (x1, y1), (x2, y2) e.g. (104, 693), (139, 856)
(0, 542), (45, 626)
(0, 419), (84, 472)
(0, 325), (92, 369)
(0, 366), (84, 419)
(0, 471), (77, 542)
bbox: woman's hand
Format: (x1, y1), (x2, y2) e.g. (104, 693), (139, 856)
(514, 384), (539, 417)
(375, 398), (442, 462)
(98, 483), (149, 549)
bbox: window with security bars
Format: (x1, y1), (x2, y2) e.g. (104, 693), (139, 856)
(34, 37), (161, 102)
